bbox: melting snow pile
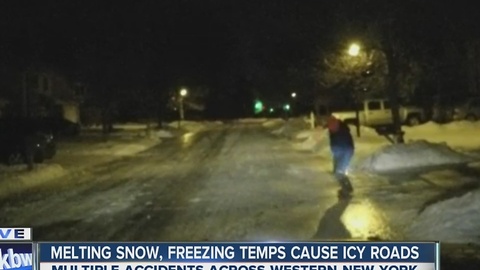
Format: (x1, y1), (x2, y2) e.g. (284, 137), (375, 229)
(406, 188), (480, 244)
(360, 140), (473, 172)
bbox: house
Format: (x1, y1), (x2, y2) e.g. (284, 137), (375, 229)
(20, 67), (85, 124)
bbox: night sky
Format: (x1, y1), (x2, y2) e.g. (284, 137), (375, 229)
(0, 1), (478, 118)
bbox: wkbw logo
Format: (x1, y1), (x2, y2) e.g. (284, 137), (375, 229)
(0, 244), (33, 270)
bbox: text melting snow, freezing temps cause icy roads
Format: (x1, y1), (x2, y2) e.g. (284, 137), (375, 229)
(39, 243), (437, 270)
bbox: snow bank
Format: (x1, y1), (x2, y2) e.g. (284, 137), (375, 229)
(83, 122), (156, 131)
(167, 121), (207, 132)
(156, 130), (175, 138)
(61, 138), (159, 156)
(292, 128), (327, 153)
(270, 118), (310, 138)
(203, 121), (224, 128)
(114, 123), (153, 130)
(237, 118), (268, 124)
(109, 142), (157, 156)
(262, 118), (285, 128)
(404, 121), (480, 150)
(406, 188), (480, 244)
(166, 120), (223, 133)
(359, 140), (473, 172)
(0, 164), (69, 198)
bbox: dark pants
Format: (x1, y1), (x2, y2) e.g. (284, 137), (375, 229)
(331, 146), (354, 175)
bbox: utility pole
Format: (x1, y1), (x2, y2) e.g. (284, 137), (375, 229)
(178, 88), (188, 128)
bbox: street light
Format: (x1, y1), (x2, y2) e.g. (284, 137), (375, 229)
(348, 43), (361, 57)
(180, 88), (188, 97)
(291, 92), (297, 98)
(178, 88), (188, 127)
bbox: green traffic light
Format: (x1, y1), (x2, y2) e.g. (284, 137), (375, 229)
(254, 100), (263, 114)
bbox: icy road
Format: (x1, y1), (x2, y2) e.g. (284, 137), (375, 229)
(0, 124), (394, 241)
(0, 123), (479, 268)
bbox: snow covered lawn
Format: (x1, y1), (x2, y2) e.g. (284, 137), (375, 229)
(0, 164), (69, 198)
(0, 132), (162, 199)
(404, 121), (480, 151)
(0, 120), (222, 198)
(56, 136), (160, 157)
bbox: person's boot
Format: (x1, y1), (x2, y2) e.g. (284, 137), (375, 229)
(338, 188), (352, 200)
(335, 173), (353, 193)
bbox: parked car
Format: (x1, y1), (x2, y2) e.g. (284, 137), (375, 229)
(0, 118), (56, 165)
(331, 98), (425, 127)
(452, 97), (480, 121)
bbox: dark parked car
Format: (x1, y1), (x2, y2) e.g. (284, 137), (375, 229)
(0, 118), (56, 165)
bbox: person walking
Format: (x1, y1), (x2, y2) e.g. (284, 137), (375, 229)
(326, 115), (354, 197)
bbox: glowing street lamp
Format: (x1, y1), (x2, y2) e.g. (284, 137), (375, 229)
(348, 43), (360, 57)
(180, 88), (188, 97)
(291, 92), (297, 98)
(178, 88), (188, 127)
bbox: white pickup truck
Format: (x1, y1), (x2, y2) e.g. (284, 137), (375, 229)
(332, 99), (425, 126)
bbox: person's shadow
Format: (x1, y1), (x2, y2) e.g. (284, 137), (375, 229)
(312, 193), (352, 240)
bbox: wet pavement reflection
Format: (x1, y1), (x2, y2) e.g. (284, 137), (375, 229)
(342, 198), (396, 240)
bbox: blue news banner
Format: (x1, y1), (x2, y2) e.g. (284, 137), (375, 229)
(38, 243), (438, 270)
